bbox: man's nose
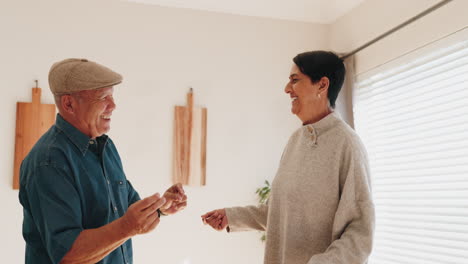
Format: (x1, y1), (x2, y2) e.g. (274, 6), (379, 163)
(108, 97), (116, 110)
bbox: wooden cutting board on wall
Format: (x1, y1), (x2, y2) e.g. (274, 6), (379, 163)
(13, 87), (56, 189)
(173, 89), (207, 186)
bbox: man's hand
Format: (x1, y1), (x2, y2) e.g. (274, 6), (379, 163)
(160, 183), (187, 215)
(121, 193), (166, 236)
(201, 209), (228, 231)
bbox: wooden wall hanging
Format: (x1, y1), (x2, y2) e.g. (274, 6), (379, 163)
(13, 84), (56, 189)
(173, 88), (207, 186)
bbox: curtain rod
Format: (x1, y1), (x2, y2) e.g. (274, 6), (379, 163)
(341, 0), (453, 60)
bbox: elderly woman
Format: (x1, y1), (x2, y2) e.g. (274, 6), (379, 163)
(202, 51), (375, 264)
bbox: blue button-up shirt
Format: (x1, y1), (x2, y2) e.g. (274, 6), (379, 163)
(19, 114), (140, 264)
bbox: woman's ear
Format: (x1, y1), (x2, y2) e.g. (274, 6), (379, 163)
(319, 77), (330, 94)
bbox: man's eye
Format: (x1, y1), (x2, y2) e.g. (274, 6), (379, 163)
(292, 79), (299, 83)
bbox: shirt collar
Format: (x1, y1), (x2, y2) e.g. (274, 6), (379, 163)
(55, 114), (108, 156)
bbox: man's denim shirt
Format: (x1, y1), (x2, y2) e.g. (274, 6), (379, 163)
(19, 114), (140, 264)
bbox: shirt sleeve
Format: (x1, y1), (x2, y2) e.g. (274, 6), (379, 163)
(127, 180), (141, 205)
(225, 203), (269, 232)
(307, 141), (375, 264)
(24, 164), (83, 264)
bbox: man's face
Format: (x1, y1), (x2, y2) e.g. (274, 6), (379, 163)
(72, 86), (116, 138)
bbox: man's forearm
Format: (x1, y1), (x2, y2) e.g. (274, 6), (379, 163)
(60, 217), (132, 264)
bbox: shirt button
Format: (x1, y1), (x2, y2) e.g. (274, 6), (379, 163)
(89, 140), (94, 144)
(107, 180), (110, 185)
(114, 206), (118, 212)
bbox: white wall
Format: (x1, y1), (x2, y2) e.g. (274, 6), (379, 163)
(329, 0), (468, 75)
(0, 0), (327, 263)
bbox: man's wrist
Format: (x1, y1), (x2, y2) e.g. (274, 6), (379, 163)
(116, 216), (136, 238)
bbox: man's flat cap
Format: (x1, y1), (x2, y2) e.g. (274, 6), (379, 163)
(48, 58), (123, 95)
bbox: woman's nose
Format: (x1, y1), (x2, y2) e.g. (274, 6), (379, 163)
(285, 83), (292, 93)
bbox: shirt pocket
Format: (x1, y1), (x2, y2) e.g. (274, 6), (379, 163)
(112, 179), (129, 210)
(114, 179), (127, 188)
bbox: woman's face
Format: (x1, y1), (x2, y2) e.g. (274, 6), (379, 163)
(285, 64), (324, 122)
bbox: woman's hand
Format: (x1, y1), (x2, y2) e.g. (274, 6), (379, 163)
(201, 209), (228, 231)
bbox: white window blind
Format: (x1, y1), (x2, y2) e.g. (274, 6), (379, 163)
(354, 29), (468, 264)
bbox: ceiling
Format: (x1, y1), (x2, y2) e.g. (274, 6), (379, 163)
(124, 0), (366, 24)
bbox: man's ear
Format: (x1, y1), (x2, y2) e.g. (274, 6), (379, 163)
(61, 95), (75, 114)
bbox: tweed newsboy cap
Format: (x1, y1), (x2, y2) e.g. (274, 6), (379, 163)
(48, 58), (123, 95)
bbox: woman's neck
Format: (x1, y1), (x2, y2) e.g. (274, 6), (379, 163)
(302, 107), (332, 125)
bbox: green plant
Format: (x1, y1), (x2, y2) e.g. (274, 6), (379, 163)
(255, 180), (271, 242)
(256, 180), (271, 204)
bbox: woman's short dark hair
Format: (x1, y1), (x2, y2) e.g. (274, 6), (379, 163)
(293, 51), (345, 108)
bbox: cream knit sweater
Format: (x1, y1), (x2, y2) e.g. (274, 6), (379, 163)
(225, 112), (375, 264)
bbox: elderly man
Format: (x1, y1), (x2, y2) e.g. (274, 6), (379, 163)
(19, 58), (187, 264)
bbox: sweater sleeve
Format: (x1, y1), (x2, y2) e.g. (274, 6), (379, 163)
(225, 203), (269, 232)
(308, 140), (375, 264)
(224, 138), (291, 233)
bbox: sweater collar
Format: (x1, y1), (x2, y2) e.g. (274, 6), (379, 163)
(306, 111), (340, 132)
(302, 111), (341, 144)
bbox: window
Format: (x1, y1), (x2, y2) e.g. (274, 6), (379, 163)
(354, 28), (468, 264)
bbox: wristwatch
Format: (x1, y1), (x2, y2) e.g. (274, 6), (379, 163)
(157, 208), (167, 217)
